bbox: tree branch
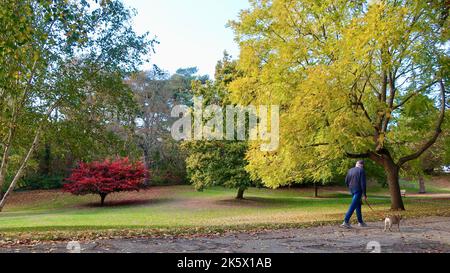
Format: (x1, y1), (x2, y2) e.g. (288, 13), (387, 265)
(0, 101), (60, 211)
(345, 152), (370, 159)
(393, 79), (440, 110)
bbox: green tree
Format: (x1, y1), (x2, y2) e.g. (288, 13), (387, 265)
(229, 0), (449, 210)
(0, 0), (155, 211)
(184, 141), (252, 199)
(183, 53), (256, 199)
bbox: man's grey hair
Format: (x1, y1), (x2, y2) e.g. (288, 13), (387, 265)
(356, 160), (365, 168)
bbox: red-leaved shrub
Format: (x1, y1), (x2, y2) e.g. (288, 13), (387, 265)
(64, 157), (146, 206)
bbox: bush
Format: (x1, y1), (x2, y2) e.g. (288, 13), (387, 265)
(16, 175), (64, 191)
(63, 157), (147, 206)
(151, 170), (186, 185)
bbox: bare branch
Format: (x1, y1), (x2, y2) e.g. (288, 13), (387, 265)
(393, 79), (440, 110)
(346, 152), (370, 159)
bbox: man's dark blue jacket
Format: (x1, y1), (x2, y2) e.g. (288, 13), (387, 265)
(345, 167), (367, 197)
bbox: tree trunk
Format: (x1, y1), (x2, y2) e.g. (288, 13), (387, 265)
(0, 139), (13, 196)
(142, 148), (151, 187)
(42, 142), (51, 176)
(419, 176), (426, 194)
(0, 108), (18, 194)
(100, 193), (107, 206)
(314, 184), (319, 198)
(383, 160), (405, 211)
(236, 188), (245, 199)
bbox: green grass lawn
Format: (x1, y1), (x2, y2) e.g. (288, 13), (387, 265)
(0, 182), (449, 241)
(0, 187), (355, 230)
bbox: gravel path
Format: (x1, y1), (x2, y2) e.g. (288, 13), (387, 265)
(2, 217), (450, 253)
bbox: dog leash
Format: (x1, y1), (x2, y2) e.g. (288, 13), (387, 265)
(364, 199), (385, 218)
(364, 199), (376, 212)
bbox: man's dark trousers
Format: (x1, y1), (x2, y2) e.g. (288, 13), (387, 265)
(344, 191), (363, 224)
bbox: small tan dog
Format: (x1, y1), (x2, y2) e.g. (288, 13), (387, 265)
(384, 214), (403, 232)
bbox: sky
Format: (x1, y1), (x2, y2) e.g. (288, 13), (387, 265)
(122, 0), (250, 78)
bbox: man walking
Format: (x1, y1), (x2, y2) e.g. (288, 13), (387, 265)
(341, 160), (368, 229)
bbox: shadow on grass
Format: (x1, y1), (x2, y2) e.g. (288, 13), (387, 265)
(214, 195), (391, 209)
(216, 197), (349, 208)
(79, 197), (176, 208)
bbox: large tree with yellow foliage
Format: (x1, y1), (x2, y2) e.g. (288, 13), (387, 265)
(229, 0), (449, 210)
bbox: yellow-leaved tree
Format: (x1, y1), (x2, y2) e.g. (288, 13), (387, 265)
(229, 0), (449, 210)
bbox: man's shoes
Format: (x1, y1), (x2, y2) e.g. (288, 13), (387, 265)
(340, 222), (352, 229)
(358, 222), (368, 227)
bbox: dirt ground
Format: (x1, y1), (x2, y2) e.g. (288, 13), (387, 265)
(1, 216), (449, 253)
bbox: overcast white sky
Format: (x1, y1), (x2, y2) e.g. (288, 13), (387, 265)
(122, 0), (250, 77)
